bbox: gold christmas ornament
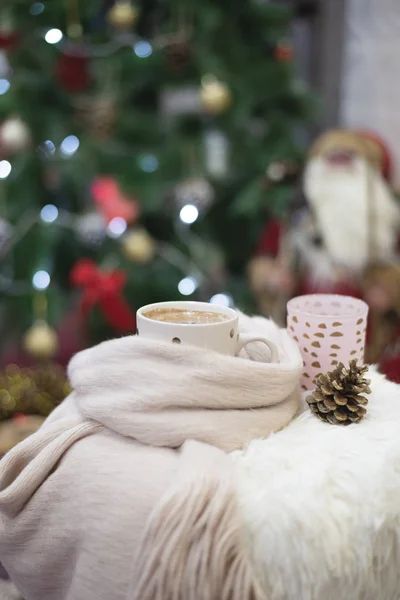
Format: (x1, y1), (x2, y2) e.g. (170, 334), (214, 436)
(108, 0), (138, 29)
(23, 320), (58, 360)
(122, 227), (155, 263)
(306, 360), (371, 425)
(200, 75), (232, 115)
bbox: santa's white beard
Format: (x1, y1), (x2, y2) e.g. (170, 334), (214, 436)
(304, 156), (400, 271)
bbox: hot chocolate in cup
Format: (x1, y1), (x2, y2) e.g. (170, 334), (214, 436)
(137, 301), (279, 361)
(143, 306), (230, 325)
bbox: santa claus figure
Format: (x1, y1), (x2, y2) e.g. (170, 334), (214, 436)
(249, 129), (400, 382)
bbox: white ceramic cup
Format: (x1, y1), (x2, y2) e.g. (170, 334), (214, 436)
(137, 300), (279, 361)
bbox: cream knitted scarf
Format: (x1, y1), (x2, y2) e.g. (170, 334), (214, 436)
(0, 313), (302, 600)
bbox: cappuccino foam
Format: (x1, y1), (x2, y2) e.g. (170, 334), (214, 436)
(144, 308), (229, 324)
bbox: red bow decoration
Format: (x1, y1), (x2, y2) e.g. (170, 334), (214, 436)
(70, 259), (136, 333)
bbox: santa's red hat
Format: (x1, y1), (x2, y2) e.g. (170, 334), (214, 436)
(309, 129), (392, 181)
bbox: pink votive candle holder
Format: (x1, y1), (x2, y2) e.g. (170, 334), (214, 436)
(287, 294), (369, 391)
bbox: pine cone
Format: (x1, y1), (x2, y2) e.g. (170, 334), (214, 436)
(306, 360), (371, 425)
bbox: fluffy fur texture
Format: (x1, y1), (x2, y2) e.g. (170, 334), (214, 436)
(304, 155), (400, 271)
(130, 442), (265, 600)
(233, 368), (400, 600)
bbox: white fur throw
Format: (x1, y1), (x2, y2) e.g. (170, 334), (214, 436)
(233, 368), (400, 600)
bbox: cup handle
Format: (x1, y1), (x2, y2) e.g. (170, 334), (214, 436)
(236, 334), (279, 363)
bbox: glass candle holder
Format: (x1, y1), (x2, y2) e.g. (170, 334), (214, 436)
(287, 294), (369, 391)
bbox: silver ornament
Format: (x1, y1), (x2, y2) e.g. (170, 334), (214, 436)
(200, 75), (232, 115)
(174, 177), (215, 212)
(203, 130), (228, 179)
(1, 117), (31, 153)
(266, 162), (286, 182)
(75, 212), (106, 247)
(160, 86), (202, 120)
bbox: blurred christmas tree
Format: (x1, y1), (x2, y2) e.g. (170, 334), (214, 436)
(0, 0), (315, 363)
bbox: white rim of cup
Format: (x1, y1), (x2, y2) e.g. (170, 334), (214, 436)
(287, 294), (369, 320)
(137, 301), (238, 327)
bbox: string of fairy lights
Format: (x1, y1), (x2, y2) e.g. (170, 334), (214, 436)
(0, 2), (237, 313)
(1, 0), (303, 356)
(1, 198), (232, 306)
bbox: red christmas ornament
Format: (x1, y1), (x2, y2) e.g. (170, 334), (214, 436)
(91, 176), (140, 224)
(274, 42), (293, 62)
(0, 33), (18, 50)
(70, 259), (136, 333)
(56, 51), (91, 92)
